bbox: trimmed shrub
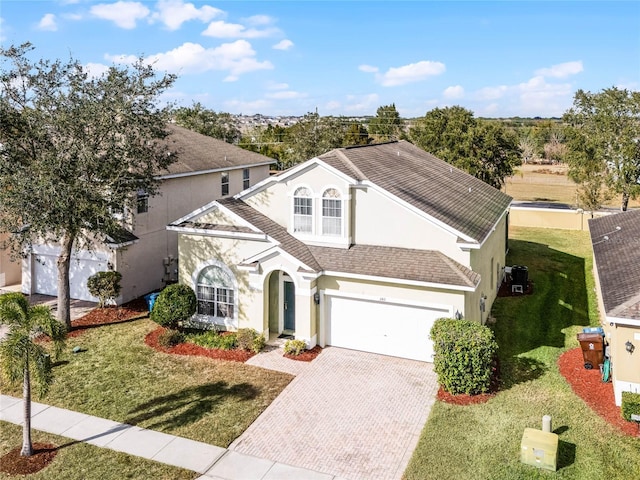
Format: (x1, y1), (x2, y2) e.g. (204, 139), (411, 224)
(621, 391), (640, 421)
(430, 317), (498, 395)
(87, 271), (122, 308)
(237, 328), (266, 353)
(283, 339), (307, 356)
(157, 329), (185, 348)
(188, 330), (238, 350)
(149, 283), (196, 329)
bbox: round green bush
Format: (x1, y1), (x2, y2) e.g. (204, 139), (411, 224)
(149, 284), (196, 329)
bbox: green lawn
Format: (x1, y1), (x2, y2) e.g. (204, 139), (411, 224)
(1, 319), (292, 448)
(404, 226), (640, 480)
(0, 422), (197, 480)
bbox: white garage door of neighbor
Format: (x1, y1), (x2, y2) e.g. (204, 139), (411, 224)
(33, 254), (107, 302)
(327, 296), (446, 362)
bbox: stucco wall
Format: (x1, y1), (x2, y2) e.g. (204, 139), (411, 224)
(510, 206), (609, 231)
(609, 324), (640, 405)
(0, 236), (21, 287)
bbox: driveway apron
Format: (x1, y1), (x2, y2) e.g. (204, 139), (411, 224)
(230, 347), (438, 480)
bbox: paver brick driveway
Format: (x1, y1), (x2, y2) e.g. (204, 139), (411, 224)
(230, 346), (438, 480)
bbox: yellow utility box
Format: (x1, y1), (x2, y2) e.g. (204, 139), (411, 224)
(520, 428), (558, 472)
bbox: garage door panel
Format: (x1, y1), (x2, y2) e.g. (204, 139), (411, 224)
(327, 296), (444, 362)
(33, 253), (106, 302)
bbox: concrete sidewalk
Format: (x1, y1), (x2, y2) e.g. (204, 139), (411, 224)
(0, 394), (343, 480)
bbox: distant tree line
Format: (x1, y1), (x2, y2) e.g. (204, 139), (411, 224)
(174, 87), (640, 212)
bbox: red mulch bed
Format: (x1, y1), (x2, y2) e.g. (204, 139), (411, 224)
(68, 298), (149, 338)
(144, 327), (255, 363)
(0, 443), (58, 475)
(283, 345), (323, 362)
(558, 347), (638, 436)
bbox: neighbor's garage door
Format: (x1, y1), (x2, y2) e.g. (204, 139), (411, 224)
(327, 296), (447, 362)
(32, 253), (107, 302)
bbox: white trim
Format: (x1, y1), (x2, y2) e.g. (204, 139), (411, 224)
(168, 200), (263, 234)
(191, 259), (239, 329)
(244, 243), (316, 273)
(279, 275), (295, 333)
(608, 317), (640, 328)
(157, 161), (275, 180)
(614, 379), (640, 406)
(236, 157), (357, 200)
(167, 225), (268, 241)
(322, 288), (454, 312)
(322, 270), (477, 292)
(31, 244), (111, 263)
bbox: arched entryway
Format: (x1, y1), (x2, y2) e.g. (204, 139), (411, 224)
(265, 270), (296, 338)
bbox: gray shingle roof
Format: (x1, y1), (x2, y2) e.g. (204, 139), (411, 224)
(178, 199), (479, 288)
(159, 124), (275, 176)
(589, 210), (640, 319)
(318, 141), (512, 243)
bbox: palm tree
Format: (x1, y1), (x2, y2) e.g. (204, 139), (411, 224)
(0, 292), (66, 456)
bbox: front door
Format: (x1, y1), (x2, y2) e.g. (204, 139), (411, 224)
(283, 280), (295, 332)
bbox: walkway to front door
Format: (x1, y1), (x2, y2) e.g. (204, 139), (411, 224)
(231, 347), (438, 480)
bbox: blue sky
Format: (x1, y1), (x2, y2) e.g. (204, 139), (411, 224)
(1, 1), (638, 118)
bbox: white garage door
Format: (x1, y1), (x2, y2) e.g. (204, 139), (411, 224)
(33, 253), (107, 302)
(327, 295), (447, 362)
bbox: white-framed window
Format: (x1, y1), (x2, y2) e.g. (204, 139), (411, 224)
(136, 190), (149, 214)
(221, 172), (229, 196)
(322, 188), (342, 236)
(196, 265), (235, 319)
(243, 168), (250, 190)
(293, 186), (313, 233)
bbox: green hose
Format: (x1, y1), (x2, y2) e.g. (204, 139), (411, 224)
(602, 357), (611, 383)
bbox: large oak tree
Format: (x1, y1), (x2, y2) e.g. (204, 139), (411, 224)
(563, 87), (640, 211)
(0, 43), (177, 329)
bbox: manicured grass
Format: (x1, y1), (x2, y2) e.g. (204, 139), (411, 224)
(1, 319), (292, 448)
(0, 422), (197, 480)
(404, 227), (640, 480)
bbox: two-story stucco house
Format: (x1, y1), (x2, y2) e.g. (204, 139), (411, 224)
(169, 140), (512, 362)
(20, 124), (275, 304)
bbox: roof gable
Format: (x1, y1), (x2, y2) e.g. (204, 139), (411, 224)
(158, 124), (275, 177)
(318, 141), (512, 243)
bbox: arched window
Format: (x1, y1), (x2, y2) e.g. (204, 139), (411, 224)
(196, 265), (235, 318)
(322, 188), (342, 236)
(293, 187), (313, 233)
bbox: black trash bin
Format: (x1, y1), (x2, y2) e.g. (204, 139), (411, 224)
(577, 332), (604, 369)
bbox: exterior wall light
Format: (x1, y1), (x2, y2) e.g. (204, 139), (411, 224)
(313, 292), (320, 305)
(625, 340), (635, 354)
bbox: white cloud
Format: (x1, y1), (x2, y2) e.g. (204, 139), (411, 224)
(152, 0), (222, 31)
(343, 93), (380, 113)
(90, 1), (150, 29)
(535, 61), (583, 79)
(273, 39), (293, 51)
(245, 15), (273, 26)
(358, 64), (378, 73)
(266, 90), (307, 100)
(324, 101), (342, 111)
(476, 85), (509, 101)
(268, 82), (289, 90)
(84, 62), (110, 78)
(376, 61), (446, 87)
(37, 13), (58, 31)
(443, 85), (464, 99)
(202, 20), (278, 38)
(106, 41), (273, 78)
(224, 99), (272, 113)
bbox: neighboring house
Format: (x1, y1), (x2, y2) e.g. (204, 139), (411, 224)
(0, 233), (21, 288)
(170, 140), (512, 362)
(589, 209), (640, 405)
(21, 124), (276, 304)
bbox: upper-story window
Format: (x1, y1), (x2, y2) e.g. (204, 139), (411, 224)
(136, 190), (149, 214)
(322, 188), (342, 236)
(221, 172), (229, 196)
(293, 187), (313, 233)
(243, 168), (250, 190)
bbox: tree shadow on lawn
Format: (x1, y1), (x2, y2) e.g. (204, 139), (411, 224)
(125, 381), (258, 431)
(494, 239), (591, 358)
